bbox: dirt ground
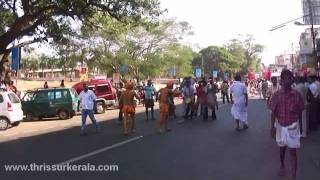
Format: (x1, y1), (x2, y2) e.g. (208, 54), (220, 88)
(14, 79), (76, 91)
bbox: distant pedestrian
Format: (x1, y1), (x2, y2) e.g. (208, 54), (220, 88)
(44, 81), (49, 89)
(144, 79), (156, 121)
(261, 80), (269, 100)
(269, 70), (304, 180)
(307, 75), (320, 131)
(267, 77), (281, 106)
(294, 77), (308, 137)
(119, 81), (140, 136)
(60, 80), (65, 87)
(168, 87), (177, 119)
(195, 79), (206, 116)
(230, 74), (248, 131)
(221, 80), (230, 104)
(158, 81), (175, 133)
(117, 82), (125, 122)
(78, 83), (100, 136)
(257, 80), (262, 99)
(203, 78), (219, 121)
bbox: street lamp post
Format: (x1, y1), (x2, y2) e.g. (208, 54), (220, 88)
(270, 0), (320, 75)
(201, 55), (204, 78)
(307, 0), (319, 72)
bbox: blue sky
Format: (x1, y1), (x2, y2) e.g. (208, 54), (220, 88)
(160, 0), (307, 65)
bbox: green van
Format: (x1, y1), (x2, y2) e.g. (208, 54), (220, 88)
(21, 88), (79, 120)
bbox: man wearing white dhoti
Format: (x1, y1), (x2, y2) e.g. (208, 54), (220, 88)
(269, 70), (304, 180)
(230, 74), (248, 131)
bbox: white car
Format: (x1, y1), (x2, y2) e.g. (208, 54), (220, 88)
(0, 91), (24, 130)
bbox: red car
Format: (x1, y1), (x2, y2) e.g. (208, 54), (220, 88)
(72, 78), (117, 114)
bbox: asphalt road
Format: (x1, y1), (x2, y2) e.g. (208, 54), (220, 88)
(0, 98), (319, 180)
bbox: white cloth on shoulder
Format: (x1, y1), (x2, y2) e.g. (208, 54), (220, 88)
(275, 121), (300, 148)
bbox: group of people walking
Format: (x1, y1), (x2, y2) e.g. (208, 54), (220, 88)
(114, 77), (233, 135)
(117, 80), (176, 135)
(113, 76), (249, 135)
(77, 69), (318, 180)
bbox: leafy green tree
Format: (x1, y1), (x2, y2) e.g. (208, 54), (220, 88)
(226, 34), (264, 74)
(160, 43), (195, 77)
(78, 16), (193, 81)
(193, 46), (241, 78)
(0, 0), (163, 78)
(21, 56), (39, 78)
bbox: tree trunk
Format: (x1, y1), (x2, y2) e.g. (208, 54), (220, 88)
(0, 51), (11, 83)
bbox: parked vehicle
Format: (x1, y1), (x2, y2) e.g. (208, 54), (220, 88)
(21, 88), (78, 121)
(72, 78), (117, 114)
(0, 91), (24, 130)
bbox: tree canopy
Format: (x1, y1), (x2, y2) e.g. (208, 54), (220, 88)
(0, 0), (163, 76)
(193, 34), (264, 79)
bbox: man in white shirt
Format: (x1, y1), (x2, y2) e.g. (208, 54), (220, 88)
(230, 74), (248, 131)
(79, 83), (100, 136)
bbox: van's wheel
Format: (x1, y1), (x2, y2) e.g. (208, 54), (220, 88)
(58, 110), (69, 120)
(11, 122), (20, 127)
(26, 112), (34, 121)
(96, 102), (105, 114)
(0, 118), (9, 130)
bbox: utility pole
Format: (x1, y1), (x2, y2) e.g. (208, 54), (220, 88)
(307, 0), (318, 70)
(201, 55), (204, 78)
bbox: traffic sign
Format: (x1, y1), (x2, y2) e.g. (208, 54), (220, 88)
(195, 68), (201, 78)
(168, 66), (176, 77)
(120, 65), (128, 74)
(224, 72), (229, 79)
(212, 71), (218, 78)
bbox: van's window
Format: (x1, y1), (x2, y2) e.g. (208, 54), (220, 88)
(62, 90), (68, 98)
(35, 91), (48, 101)
(0, 95), (3, 103)
(8, 93), (20, 104)
(96, 85), (110, 92)
(55, 91), (62, 99)
(48, 92), (55, 100)
(55, 90), (68, 99)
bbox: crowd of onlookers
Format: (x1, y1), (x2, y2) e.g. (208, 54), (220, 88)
(241, 75), (320, 136)
(127, 75), (320, 136)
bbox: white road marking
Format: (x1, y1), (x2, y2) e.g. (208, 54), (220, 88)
(57, 135), (143, 165)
